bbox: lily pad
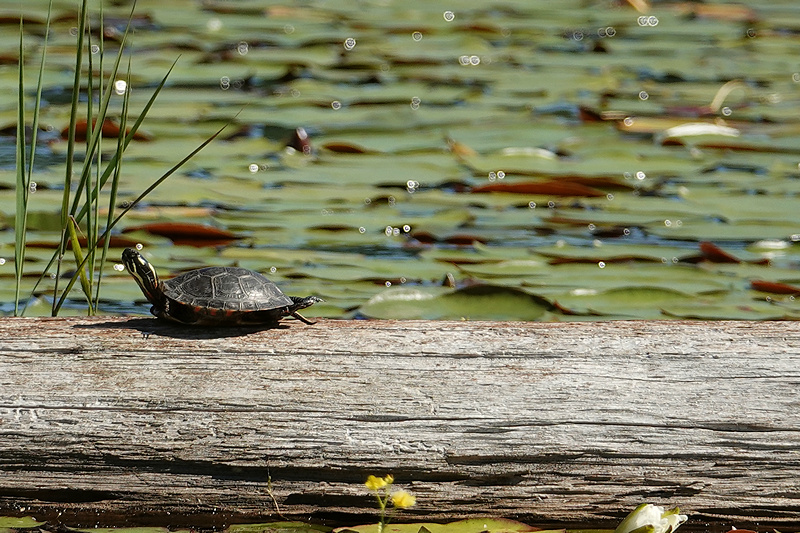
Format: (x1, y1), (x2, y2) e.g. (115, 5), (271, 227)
(335, 518), (542, 533)
(227, 522), (331, 533)
(359, 284), (556, 321)
(0, 517), (46, 529)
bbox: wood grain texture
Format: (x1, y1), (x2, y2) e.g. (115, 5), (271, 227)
(0, 317), (799, 530)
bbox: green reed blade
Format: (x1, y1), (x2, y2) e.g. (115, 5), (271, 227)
(94, 60), (132, 310)
(14, 15), (27, 316)
(67, 216), (95, 314)
(71, 55), (178, 226)
(52, 0), (89, 315)
(84, 15), (96, 300)
(14, 0), (53, 316)
(53, 119), (233, 316)
(31, 57), (179, 315)
(68, 1), (132, 219)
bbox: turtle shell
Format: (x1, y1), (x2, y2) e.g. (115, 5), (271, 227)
(161, 267), (293, 324)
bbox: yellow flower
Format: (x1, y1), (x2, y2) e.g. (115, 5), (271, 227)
(365, 474), (394, 491)
(390, 490), (416, 509)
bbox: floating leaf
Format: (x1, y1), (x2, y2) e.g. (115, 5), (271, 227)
(335, 518), (542, 533)
(445, 136), (478, 157)
(0, 517), (46, 529)
(560, 286), (697, 319)
(471, 180), (606, 197)
(227, 522), (331, 533)
(750, 280), (800, 295)
(672, 2), (759, 22)
(63, 118), (152, 141)
(122, 222), (240, 247)
(698, 241), (742, 263)
(321, 141), (372, 154)
(359, 284), (556, 320)
(659, 122), (740, 145)
(74, 528), (173, 533)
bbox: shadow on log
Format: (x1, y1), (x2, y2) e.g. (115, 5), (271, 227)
(0, 317), (799, 530)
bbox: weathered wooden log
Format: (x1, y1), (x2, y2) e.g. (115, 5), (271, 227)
(0, 317), (798, 531)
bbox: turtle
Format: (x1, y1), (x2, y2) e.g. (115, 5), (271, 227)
(122, 248), (322, 326)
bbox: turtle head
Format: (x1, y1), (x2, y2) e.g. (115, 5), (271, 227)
(122, 248), (162, 306)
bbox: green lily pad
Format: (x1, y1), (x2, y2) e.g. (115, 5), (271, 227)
(335, 518), (542, 533)
(227, 522), (331, 533)
(557, 286), (696, 319)
(0, 517), (46, 529)
(74, 528), (177, 533)
(359, 284), (556, 320)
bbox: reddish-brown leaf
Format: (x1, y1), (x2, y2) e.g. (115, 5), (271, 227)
(310, 224), (353, 232)
(63, 118), (153, 142)
(694, 141), (799, 154)
(562, 175), (633, 191)
(409, 231), (438, 244)
(0, 15), (47, 25)
(123, 222), (239, 247)
(222, 124), (257, 141)
(472, 180), (606, 197)
(443, 234), (488, 245)
(547, 255), (662, 265)
(699, 241), (741, 263)
(321, 141), (370, 154)
(407, 232), (487, 246)
(578, 106), (627, 122)
(750, 280), (800, 295)
(0, 54), (20, 65)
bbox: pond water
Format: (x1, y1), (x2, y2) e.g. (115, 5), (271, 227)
(2, 0), (800, 320)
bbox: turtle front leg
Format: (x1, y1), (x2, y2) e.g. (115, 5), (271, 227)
(153, 300), (201, 325)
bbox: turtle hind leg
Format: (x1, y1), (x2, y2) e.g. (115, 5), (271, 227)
(291, 311), (317, 325)
(288, 296), (323, 325)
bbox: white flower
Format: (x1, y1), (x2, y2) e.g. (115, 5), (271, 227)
(615, 504), (688, 533)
